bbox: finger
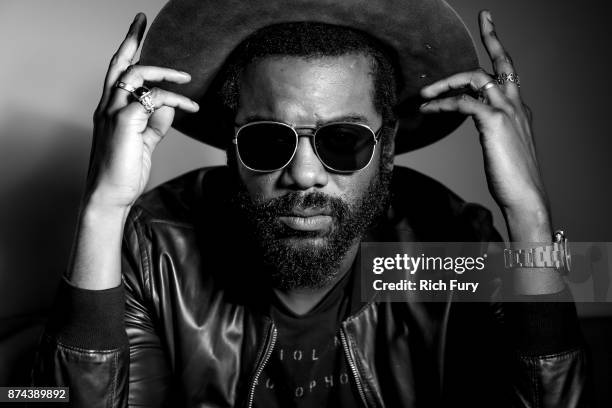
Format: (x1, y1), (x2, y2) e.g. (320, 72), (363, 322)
(420, 70), (511, 111)
(146, 106), (176, 141)
(96, 13), (147, 116)
(479, 10), (520, 99)
(144, 87), (199, 114)
(116, 87), (199, 129)
(420, 94), (496, 118)
(107, 66), (192, 113)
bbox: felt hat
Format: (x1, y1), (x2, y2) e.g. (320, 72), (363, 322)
(140, 0), (478, 153)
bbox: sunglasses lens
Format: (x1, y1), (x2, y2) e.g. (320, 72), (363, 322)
(236, 123), (296, 171)
(315, 124), (376, 171)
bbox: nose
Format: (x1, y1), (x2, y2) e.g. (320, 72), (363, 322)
(280, 135), (329, 190)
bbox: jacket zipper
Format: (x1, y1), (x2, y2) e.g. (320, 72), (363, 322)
(340, 327), (369, 407)
(247, 324), (277, 408)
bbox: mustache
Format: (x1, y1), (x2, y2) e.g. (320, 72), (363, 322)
(254, 191), (349, 220)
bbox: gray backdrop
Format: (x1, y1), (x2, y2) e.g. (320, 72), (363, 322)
(1, 0), (611, 401)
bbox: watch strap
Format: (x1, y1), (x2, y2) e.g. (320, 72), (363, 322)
(503, 243), (565, 269)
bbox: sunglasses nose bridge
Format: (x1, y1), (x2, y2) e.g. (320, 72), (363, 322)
(293, 127), (327, 169)
(293, 126), (317, 138)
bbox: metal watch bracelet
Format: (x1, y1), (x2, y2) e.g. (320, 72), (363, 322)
(503, 230), (571, 274)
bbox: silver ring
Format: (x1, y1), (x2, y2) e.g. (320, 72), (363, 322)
(480, 80), (497, 92)
(496, 72), (521, 87)
(115, 81), (136, 93)
(478, 80), (497, 103)
(132, 86), (155, 114)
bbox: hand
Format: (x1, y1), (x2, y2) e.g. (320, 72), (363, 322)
(86, 13), (199, 211)
(67, 14), (199, 289)
(419, 11), (564, 294)
(419, 10), (550, 241)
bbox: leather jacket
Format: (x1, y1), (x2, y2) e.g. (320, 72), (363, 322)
(33, 166), (590, 407)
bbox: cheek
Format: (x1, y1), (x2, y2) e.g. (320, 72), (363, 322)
(333, 155), (381, 200)
(238, 167), (280, 199)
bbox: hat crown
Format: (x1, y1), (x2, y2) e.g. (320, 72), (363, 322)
(141, 0), (478, 153)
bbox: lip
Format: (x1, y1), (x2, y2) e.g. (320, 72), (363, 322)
(290, 208), (332, 217)
(278, 214), (333, 231)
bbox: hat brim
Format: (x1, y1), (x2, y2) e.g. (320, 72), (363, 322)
(140, 0), (479, 154)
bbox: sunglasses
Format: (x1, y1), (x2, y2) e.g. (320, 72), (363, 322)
(232, 121), (381, 173)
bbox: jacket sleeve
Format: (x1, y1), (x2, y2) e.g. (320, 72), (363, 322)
(121, 210), (173, 406)
(32, 280), (130, 408)
(33, 210), (172, 408)
(464, 203), (592, 407)
(503, 292), (591, 408)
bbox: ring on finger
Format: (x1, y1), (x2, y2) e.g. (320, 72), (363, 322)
(496, 72), (521, 87)
(132, 86), (155, 114)
(115, 80), (137, 93)
(478, 79), (497, 103)
(480, 80), (498, 92)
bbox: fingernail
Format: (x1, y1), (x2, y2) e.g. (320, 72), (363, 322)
(127, 16), (142, 38)
(180, 71), (191, 77)
(127, 16), (137, 33)
(420, 102), (429, 109)
(131, 14), (141, 28)
(487, 11), (493, 23)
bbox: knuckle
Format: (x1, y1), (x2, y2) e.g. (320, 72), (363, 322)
(149, 87), (163, 100)
(114, 108), (131, 124)
(472, 69), (489, 86)
(503, 103), (516, 117)
(104, 108), (116, 121)
(469, 71), (479, 87)
(109, 53), (120, 67)
(119, 64), (139, 81)
(150, 125), (165, 138)
(94, 105), (114, 122)
(93, 108), (103, 122)
(494, 53), (512, 66)
(505, 52), (514, 65)
(445, 97), (458, 107)
(489, 109), (506, 123)
(126, 64), (139, 76)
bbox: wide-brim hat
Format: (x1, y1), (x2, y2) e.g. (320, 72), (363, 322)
(140, 0), (478, 154)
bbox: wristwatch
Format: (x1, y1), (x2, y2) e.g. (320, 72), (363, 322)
(503, 230), (571, 274)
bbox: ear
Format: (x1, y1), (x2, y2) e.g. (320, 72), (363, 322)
(379, 121), (397, 172)
(392, 120), (399, 138)
(388, 120), (400, 157)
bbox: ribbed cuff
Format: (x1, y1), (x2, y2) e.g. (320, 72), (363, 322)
(505, 287), (583, 356)
(47, 278), (128, 350)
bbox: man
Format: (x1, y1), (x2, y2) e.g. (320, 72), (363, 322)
(34, 0), (589, 406)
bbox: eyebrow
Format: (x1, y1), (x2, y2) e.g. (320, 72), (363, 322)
(235, 113), (372, 127)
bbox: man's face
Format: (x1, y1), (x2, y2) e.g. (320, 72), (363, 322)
(231, 54), (392, 289)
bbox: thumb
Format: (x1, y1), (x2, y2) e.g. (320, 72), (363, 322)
(143, 106), (175, 149)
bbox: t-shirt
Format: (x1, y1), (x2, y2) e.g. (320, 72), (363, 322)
(253, 270), (362, 407)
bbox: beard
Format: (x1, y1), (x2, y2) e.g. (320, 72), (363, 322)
(229, 147), (393, 291)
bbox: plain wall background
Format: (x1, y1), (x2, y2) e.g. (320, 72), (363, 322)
(1, 0), (611, 393)
(1, 0), (610, 316)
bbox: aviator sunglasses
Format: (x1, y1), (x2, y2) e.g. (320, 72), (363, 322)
(232, 121), (381, 173)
